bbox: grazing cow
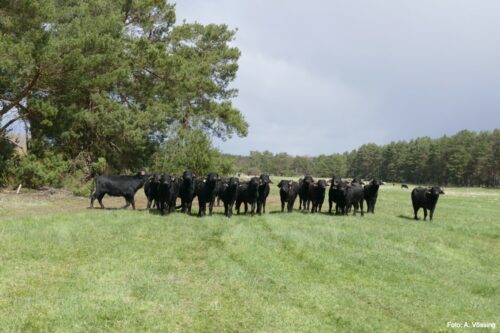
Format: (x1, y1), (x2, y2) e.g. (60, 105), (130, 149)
(216, 177), (228, 206)
(328, 176), (348, 215)
(257, 174), (272, 214)
(308, 179), (327, 213)
(195, 172), (220, 217)
(236, 177), (260, 215)
(299, 175), (314, 210)
(178, 170), (196, 214)
(221, 177), (239, 217)
(401, 184), (409, 189)
(364, 178), (384, 214)
(346, 179), (364, 216)
(157, 174), (173, 215)
(90, 171), (147, 209)
(411, 186), (444, 221)
(277, 180), (300, 212)
(144, 173), (161, 209)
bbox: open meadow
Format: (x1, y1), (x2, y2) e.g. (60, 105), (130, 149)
(0, 184), (499, 332)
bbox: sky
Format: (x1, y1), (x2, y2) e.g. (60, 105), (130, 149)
(174, 0), (500, 156)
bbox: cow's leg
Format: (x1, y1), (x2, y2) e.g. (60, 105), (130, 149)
(209, 199), (215, 215)
(423, 208), (427, 221)
(360, 200), (364, 217)
(130, 196), (136, 210)
(413, 206), (419, 220)
(263, 201), (266, 213)
(244, 202), (248, 214)
(430, 208), (434, 221)
(281, 200), (285, 212)
(97, 193), (105, 209)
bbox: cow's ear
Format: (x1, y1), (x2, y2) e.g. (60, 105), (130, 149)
(277, 180), (284, 188)
(268, 180), (273, 184)
(440, 189), (445, 194)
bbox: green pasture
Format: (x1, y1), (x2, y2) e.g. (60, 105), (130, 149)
(0, 185), (498, 332)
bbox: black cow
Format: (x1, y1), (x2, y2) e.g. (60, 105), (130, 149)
(308, 179), (327, 213)
(236, 177), (260, 215)
(328, 176), (348, 215)
(157, 174), (173, 215)
(216, 177), (228, 206)
(167, 176), (181, 214)
(364, 178), (384, 214)
(411, 186), (444, 221)
(257, 174), (272, 214)
(144, 173), (161, 209)
(90, 171), (147, 209)
(299, 175), (314, 210)
(277, 180), (300, 212)
(346, 179), (364, 216)
(195, 172), (220, 217)
(221, 177), (239, 217)
(401, 184), (409, 189)
(178, 170), (196, 214)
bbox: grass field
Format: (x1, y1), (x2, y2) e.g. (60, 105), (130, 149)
(0, 184), (499, 332)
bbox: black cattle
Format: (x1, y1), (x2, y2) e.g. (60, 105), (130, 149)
(411, 186), (444, 221)
(236, 177), (260, 215)
(90, 171), (147, 209)
(215, 177), (228, 206)
(257, 174), (272, 214)
(401, 184), (409, 189)
(277, 180), (300, 212)
(221, 177), (239, 217)
(328, 176), (348, 215)
(144, 173), (161, 209)
(167, 177), (181, 214)
(195, 172), (220, 217)
(178, 170), (196, 214)
(364, 178), (384, 213)
(299, 175), (314, 210)
(346, 179), (364, 216)
(157, 174), (173, 215)
(308, 179), (327, 213)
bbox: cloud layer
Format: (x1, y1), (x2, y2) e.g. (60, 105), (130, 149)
(175, 0), (500, 155)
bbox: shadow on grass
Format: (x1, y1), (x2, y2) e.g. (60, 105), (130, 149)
(397, 214), (419, 221)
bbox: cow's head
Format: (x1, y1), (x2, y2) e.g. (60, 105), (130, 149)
(228, 177), (239, 188)
(259, 174), (272, 185)
(206, 172), (219, 185)
(249, 177), (260, 189)
(370, 178), (383, 186)
(428, 186), (444, 196)
(317, 179), (327, 189)
(160, 174), (172, 187)
(183, 170), (194, 182)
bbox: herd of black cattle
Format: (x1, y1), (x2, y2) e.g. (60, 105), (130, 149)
(89, 171), (445, 221)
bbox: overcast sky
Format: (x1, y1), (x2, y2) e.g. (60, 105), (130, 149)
(175, 0), (500, 155)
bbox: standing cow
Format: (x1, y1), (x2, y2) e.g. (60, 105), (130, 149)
(178, 170), (196, 214)
(277, 180), (300, 212)
(257, 174), (272, 214)
(236, 177), (260, 215)
(364, 178), (384, 214)
(90, 171), (147, 209)
(309, 179), (327, 213)
(346, 179), (364, 216)
(221, 177), (239, 217)
(144, 173), (161, 209)
(411, 186), (444, 221)
(299, 175), (314, 210)
(195, 172), (220, 217)
(328, 176), (348, 215)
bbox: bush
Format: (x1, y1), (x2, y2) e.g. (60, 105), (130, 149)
(0, 134), (16, 186)
(11, 152), (69, 189)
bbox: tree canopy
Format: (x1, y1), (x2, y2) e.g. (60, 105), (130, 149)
(0, 0), (247, 172)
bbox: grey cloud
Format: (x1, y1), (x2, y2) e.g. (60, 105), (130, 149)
(175, 0), (500, 155)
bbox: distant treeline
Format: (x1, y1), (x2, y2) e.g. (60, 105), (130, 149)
(230, 129), (500, 187)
